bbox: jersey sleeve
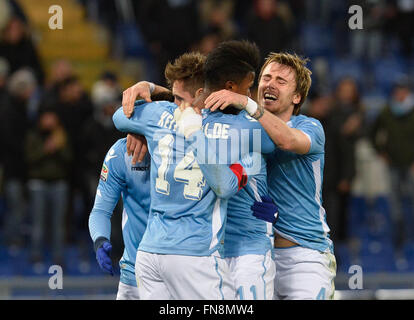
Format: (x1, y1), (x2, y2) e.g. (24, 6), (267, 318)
(88, 141), (127, 242)
(243, 113), (276, 155)
(296, 118), (325, 155)
(198, 162), (240, 199)
(112, 100), (173, 139)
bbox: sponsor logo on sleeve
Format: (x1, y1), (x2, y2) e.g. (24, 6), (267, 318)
(100, 163), (109, 181)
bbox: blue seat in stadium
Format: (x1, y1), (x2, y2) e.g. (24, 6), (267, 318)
(300, 23), (334, 57)
(328, 57), (365, 85)
(117, 23), (151, 59)
(360, 239), (396, 272)
(365, 196), (393, 242)
(391, 242), (414, 272)
(0, 251), (14, 276)
(371, 56), (408, 95)
(334, 243), (352, 273)
(347, 196), (369, 239)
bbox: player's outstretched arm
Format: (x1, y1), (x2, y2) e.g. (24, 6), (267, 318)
(205, 89), (311, 154)
(199, 162), (247, 199)
(176, 106), (247, 199)
(88, 140), (126, 276)
(122, 81), (170, 118)
(112, 104), (149, 136)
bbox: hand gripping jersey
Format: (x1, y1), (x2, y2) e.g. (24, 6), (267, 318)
(266, 115), (333, 253)
(89, 138), (151, 286)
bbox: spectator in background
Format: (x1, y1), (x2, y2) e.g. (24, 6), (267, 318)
(245, 0), (293, 61)
(324, 77), (365, 245)
(133, 0), (201, 85)
(87, 71), (126, 262)
(86, 71), (125, 194)
(25, 109), (72, 268)
(394, 0), (414, 57)
(0, 56), (10, 126)
(190, 26), (222, 55)
(0, 16), (44, 84)
(0, 68), (37, 250)
(305, 89), (333, 130)
(41, 59), (75, 109)
(370, 77), (414, 249)
(198, 0), (238, 40)
(48, 76), (94, 252)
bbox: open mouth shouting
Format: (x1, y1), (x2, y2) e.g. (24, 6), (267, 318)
(262, 90), (279, 106)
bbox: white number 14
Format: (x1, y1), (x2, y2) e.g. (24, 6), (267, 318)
(155, 134), (205, 200)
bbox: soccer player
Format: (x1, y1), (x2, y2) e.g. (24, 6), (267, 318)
(121, 45), (277, 300)
(88, 91), (174, 300)
(204, 52), (337, 300)
(88, 140), (150, 300)
(198, 43), (276, 300)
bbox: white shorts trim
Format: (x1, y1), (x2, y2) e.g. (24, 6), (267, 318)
(274, 246), (336, 300)
(135, 250), (234, 300)
(116, 281), (140, 300)
(226, 251), (275, 300)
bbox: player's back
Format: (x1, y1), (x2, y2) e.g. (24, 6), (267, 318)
(225, 153), (273, 258)
(199, 110), (275, 258)
(113, 101), (234, 257)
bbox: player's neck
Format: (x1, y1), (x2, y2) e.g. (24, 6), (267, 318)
(221, 105), (241, 115)
(271, 108), (293, 123)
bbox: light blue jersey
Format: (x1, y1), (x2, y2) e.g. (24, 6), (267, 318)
(113, 101), (241, 257)
(195, 110), (275, 258)
(226, 153), (273, 257)
(266, 115), (333, 253)
(112, 102), (275, 258)
(89, 138), (151, 287)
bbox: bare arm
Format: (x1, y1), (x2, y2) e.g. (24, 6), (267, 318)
(257, 109), (311, 154)
(204, 89), (311, 154)
(122, 81), (170, 118)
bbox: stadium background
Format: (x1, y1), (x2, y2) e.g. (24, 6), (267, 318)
(0, 0), (413, 299)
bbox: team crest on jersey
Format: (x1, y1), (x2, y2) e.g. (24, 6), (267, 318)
(100, 163), (108, 181)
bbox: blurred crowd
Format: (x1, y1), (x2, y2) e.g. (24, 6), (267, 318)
(0, 0), (413, 273)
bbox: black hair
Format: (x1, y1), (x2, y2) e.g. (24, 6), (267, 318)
(203, 40), (260, 90)
(151, 90), (174, 102)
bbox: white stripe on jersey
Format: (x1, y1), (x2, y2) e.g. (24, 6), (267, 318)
(312, 160), (330, 235)
(122, 208), (128, 230)
(249, 178), (261, 201)
(209, 198), (222, 250)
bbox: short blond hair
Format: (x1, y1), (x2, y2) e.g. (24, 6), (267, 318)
(259, 52), (312, 115)
(164, 52), (206, 97)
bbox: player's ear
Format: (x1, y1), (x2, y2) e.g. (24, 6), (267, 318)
(292, 93), (301, 105)
(194, 88), (203, 98)
(225, 81), (236, 92)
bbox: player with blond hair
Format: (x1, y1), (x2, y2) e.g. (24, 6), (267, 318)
(205, 52), (337, 300)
